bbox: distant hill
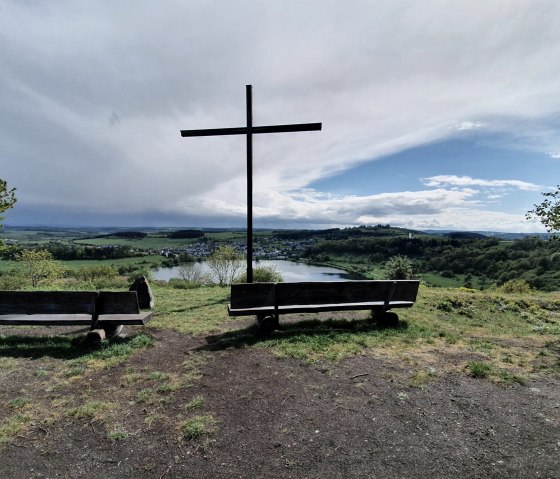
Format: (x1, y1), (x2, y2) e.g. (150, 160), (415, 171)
(423, 230), (549, 240)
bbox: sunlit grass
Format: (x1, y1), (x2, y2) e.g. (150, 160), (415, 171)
(148, 285), (234, 335)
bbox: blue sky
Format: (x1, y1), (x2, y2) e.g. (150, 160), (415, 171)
(1, 1), (559, 232)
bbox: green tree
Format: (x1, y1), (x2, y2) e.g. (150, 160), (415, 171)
(0, 179), (16, 251)
(207, 245), (244, 287)
(15, 249), (66, 287)
(384, 255), (414, 280)
(526, 185), (560, 235)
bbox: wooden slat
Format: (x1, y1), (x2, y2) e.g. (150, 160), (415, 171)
(229, 283), (275, 309)
(97, 312), (152, 325)
(228, 300), (416, 316)
(0, 291), (97, 315)
(0, 314), (93, 325)
(97, 291), (141, 314)
(275, 281), (419, 307)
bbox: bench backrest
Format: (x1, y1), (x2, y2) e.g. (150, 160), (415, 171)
(275, 281), (419, 306)
(230, 280), (419, 308)
(0, 291), (98, 315)
(229, 283), (276, 309)
(97, 291), (141, 314)
(0, 291), (142, 316)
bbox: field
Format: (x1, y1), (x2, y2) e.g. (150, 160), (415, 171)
(0, 284), (558, 478)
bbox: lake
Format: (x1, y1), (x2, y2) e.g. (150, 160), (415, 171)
(152, 259), (350, 282)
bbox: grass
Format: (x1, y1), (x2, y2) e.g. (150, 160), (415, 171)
(149, 284), (232, 335)
(467, 361), (492, 378)
(0, 414), (32, 444)
(185, 395), (205, 410)
(179, 415), (218, 441)
(67, 401), (115, 419)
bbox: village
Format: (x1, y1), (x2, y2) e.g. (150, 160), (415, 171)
(159, 236), (317, 261)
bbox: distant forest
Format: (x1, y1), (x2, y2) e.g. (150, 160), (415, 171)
(305, 235), (560, 291)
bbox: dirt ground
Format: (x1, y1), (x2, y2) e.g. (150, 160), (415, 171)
(0, 323), (559, 479)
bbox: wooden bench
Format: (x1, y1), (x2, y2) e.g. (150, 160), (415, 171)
(228, 280), (420, 334)
(0, 290), (152, 339)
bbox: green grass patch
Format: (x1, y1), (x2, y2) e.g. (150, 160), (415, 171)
(467, 361), (492, 378)
(149, 284), (232, 335)
(179, 415), (217, 441)
(7, 398), (30, 410)
(0, 414), (32, 444)
(107, 426), (130, 441)
(185, 395), (205, 410)
(67, 401), (115, 419)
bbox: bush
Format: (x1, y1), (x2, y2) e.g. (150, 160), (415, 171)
(235, 265), (284, 283)
(384, 255), (414, 280)
(497, 279), (532, 294)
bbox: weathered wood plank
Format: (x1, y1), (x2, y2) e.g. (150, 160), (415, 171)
(0, 314), (93, 325)
(97, 291), (141, 314)
(275, 281), (418, 306)
(0, 291), (97, 315)
(97, 312), (152, 325)
(229, 283), (275, 309)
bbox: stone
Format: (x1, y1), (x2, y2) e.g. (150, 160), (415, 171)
(129, 275), (155, 309)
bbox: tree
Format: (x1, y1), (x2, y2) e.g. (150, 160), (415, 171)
(526, 185), (560, 235)
(207, 245), (244, 286)
(384, 255), (414, 280)
(0, 179), (16, 251)
(15, 249), (66, 287)
(177, 262), (208, 283)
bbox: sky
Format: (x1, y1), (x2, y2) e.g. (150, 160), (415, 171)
(1, 0), (560, 232)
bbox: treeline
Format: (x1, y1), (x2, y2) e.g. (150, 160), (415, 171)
(167, 230), (205, 239)
(2, 242), (142, 261)
(275, 225), (415, 240)
(305, 236), (560, 291)
(97, 231), (148, 239)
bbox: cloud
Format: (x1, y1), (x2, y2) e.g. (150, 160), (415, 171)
(548, 152), (560, 159)
(422, 175), (541, 191)
(1, 1), (559, 232)
(453, 121), (486, 131)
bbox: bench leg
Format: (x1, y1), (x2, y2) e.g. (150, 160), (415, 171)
(255, 314), (278, 336)
(371, 309), (399, 327)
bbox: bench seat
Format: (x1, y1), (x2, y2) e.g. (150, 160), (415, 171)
(228, 300), (415, 316)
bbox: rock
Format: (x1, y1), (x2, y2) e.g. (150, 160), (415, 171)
(129, 275), (154, 309)
(86, 328), (106, 346)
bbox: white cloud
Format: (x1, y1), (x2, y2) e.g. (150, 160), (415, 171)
(453, 121), (486, 131)
(1, 0), (559, 231)
(422, 175), (541, 191)
(548, 152), (560, 159)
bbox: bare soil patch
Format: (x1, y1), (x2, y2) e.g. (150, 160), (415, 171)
(0, 323), (559, 479)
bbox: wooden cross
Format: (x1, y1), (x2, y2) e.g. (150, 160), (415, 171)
(180, 85), (322, 283)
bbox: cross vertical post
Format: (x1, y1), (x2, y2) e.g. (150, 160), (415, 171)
(180, 85), (321, 283)
(246, 85), (253, 283)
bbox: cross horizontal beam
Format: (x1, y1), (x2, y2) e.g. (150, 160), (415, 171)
(180, 122), (322, 137)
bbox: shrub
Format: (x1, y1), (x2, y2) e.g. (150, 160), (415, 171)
(235, 265), (283, 283)
(497, 279), (532, 294)
(384, 255), (414, 280)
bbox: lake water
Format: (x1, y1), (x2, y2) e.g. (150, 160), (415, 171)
(152, 259), (350, 282)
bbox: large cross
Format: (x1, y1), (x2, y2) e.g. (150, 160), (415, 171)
(180, 85), (322, 283)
